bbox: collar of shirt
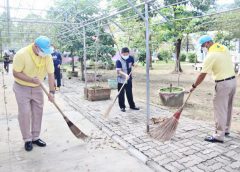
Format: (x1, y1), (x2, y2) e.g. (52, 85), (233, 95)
(209, 43), (226, 53)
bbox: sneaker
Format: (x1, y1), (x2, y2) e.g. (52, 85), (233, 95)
(55, 87), (60, 91)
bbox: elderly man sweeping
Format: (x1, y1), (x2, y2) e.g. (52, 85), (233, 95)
(190, 35), (236, 143)
(13, 36), (55, 151)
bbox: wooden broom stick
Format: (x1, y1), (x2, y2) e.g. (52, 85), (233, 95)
(104, 60), (139, 118)
(40, 83), (88, 140)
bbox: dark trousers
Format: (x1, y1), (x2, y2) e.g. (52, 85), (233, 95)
(118, 82), (136, 109)
(54, 67), (61, 87)
(4, 62), (9, 73)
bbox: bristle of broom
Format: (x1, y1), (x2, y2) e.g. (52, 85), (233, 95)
(150, 116), (179, 142)
(103, 103), (114, 118)
(69, 123), (88, 139)
(66, 119), (88, 140)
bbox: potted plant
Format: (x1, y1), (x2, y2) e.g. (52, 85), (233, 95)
(159, 84), (185, 107)
(84, 86), (111, 101)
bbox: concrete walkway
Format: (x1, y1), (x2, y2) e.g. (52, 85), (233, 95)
(0, 65), (152, 172)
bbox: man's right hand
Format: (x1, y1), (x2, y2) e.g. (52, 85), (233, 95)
(125, 74), (129, 81)
(32, 77), (41, 85)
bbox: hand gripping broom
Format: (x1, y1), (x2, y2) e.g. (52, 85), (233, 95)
(40, 83), (88, 140)
(151, 91), (192, 142)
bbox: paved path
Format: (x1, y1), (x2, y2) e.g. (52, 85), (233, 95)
(0, 65), (152, 172)
(60, 77), (240, 172)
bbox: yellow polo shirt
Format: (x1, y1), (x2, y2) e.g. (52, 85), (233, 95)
(201, 43), (235, 81)
(13, 44), (54, 87)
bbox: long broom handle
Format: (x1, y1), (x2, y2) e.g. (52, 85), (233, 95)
(180, 91), (192, 110)
(40, 83), (67, 119)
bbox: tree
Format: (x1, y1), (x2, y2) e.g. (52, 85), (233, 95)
(48, 0), (115, 80)
(157, 0), (215, 72)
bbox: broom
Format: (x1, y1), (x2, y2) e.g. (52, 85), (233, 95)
(151, 91), (192, 142)
(40, 83), (88, 140)
(103, 60), (139, 118)
(103, 76), (128, 118)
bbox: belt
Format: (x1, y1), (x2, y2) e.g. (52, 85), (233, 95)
(215, 76), (235, 83)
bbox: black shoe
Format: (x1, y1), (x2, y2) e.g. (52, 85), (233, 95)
(25, 141), (33, 151)
(225, 132), (230, 136)
(204, 136), (223, 143)
(32, 139), (46, 147)
(121, 108), (126, 112)
(130, 107), (140, 110)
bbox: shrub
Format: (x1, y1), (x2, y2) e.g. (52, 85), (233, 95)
(158, 50), (171, 63)
(180, 53), (187, 62)
(138, 51), (146, 66)
(188, 52), (197, 63)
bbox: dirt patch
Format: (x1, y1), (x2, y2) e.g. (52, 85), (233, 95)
(101, 62), (240, 133)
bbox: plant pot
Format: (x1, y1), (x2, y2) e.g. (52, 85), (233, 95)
(85, 73), (95, 82)
(159, 87), (185, 107)
(67, 71), (78, 78)
(107, 79), (117, 89)
(84, 86), (111, 101)
(61, 68), (67, 72)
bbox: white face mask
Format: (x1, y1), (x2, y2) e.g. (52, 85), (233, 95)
(37, 48), (47, 57)
(202, 47), (208, 54)
(122, 55), (129, 60)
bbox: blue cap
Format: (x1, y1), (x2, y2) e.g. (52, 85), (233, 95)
(34, 36), (53, 54)
(198, 35), (212, 46)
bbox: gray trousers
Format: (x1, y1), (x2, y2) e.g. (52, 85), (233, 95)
(213, 78), (236, 141)
(13, 82), (44, 142)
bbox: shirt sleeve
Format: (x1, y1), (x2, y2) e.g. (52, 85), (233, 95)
(46, 56), (54, 74)
(116, 60), (122, 70)
(131, 56), (135, 65)
(57, 53), (62, 65)
(201, 53), (215, 73)
(13, 53), (25, 72)
(59, 53), (62, 65)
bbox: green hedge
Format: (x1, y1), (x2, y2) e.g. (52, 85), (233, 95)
(157, 50), (171, 63)
(188, 52), (197, 63)
(180, 53), (187, 62)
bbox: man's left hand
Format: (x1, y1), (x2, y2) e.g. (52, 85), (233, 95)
(190, 83), (196, 92)
(48, 93), (55, 103)
(190, 87), (195, 92)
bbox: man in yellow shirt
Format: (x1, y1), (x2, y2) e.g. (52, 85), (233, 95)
(190, 35), (236, 143)
(13, 36), (55, 151)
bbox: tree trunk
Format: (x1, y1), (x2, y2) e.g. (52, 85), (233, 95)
(80, 57), (85, 81)
(186, 34), (189, 52)
(174, 38), (183, 72)
(71, 50), (75, 72)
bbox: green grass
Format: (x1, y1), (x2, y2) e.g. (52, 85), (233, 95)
(160, 87), (184, 93)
